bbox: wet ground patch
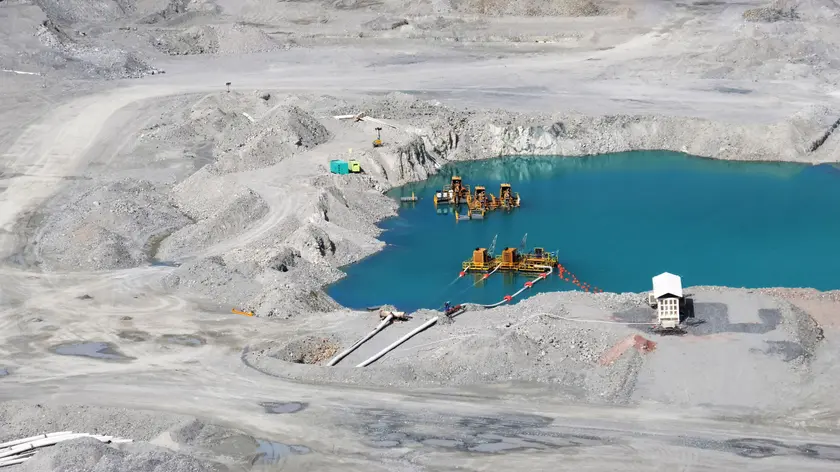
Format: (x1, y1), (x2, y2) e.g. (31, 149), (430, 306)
(755, 340), (806, 362)
(613, 304), (782, 336)
(254, 439), (311, 465)
(342, 407), (840, 462)
(259, 401), (307, 414)
(151, 259), (181, 267)
(50, 341), (135, 362)
(346, 408), (606, 454)
(715, 86), (752, 94)
(146, 230), (182, 267)
(612, 306), (654, 324)
(170, 419), (311, 464)
(160, 334), (206, 346)
(689, 305), (781, 335)
(118, 330), (151, 342)
(614, 98), (655, 105)
(679, 437), (840, 462)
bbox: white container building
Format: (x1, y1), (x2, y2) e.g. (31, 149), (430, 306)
(650, 272), (683, 329)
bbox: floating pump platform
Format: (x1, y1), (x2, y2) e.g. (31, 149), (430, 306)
(462, 247), (558, 274)
(434, 176), (470, 206)
(446, 182), (521, 220)
(455, 207), (485, 221)
(468, 183), (520, 211)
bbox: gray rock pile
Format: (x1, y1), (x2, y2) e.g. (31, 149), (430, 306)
(743, 6), (799, 22)
(0, 401), (305, 472)
(20, 437), (226, 472)
(452, 0), (604, 16)
(210, 105), (332, 174)
(34, 180), (192, 271)
(34, 18), (160, 79)
(152, 23), (289, 56)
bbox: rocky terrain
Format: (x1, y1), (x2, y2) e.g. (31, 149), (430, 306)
(2, 0), (840, 470)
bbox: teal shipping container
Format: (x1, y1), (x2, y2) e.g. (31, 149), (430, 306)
(330, 159), (349, 175)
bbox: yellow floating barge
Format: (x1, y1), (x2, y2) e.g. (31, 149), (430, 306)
(468, 183), (520, 211)
(453, 183), (521, 221)
(462, 247), (558, 273)
(435, 178), (522, 212)
(434, 176), (470, 206)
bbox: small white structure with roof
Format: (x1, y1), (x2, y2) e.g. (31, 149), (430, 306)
(650, 272), (683, 329)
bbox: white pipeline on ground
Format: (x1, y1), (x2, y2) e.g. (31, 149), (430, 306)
(481, 265), (553, 309)
(328, 314), (394, 366)
(332, 112), (399, 129)
(0, 432), (73, 450)
(356, 317), (439, 367)
(1, 69), (41, 76)
(0, 432), (132, 467)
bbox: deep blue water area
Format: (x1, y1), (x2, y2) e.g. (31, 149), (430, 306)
(327, 151), (840, 312)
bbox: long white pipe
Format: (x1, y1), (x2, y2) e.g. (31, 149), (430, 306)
(0, 434), (85, 458)
(1, 69), (41, 76)
(327, 314), (394, 366)
(0, 456), (31, 467)
(0, 434), (131, 459)
(356, 317), (438, 367)
(0, 434), (79, 454)
(0, 450), (36, 462)
(0, 432), (73, 449)
(7, 451), (35, 458)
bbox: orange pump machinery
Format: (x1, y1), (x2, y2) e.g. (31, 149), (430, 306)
(497, 183), (520, 209)
(450, 176), (469, 204)
(499, 247), (518, 268)
(472, 183), (521, 211)
(471, 186), (488, 209)
(434, 176), (471, 206)
(469, 247), (493, 270)
(462, 246), (558, 274)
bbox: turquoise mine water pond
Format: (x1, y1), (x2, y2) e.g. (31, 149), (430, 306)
(327, 151), (840, 312)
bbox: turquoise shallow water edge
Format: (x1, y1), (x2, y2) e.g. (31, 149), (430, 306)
(327, 151), (840, 312)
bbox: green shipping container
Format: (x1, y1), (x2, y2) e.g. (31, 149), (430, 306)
(330, 159), (349, 175)
(348, 160), (361, 173)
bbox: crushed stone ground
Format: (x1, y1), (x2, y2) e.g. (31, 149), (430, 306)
(3, 0), (840, 470)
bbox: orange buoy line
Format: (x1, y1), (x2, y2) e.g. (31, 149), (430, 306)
(459, 262), (502, 284)
(447, 265), (553, 312)
(556, 264), (603, 293)
(443, 261), (601, 317)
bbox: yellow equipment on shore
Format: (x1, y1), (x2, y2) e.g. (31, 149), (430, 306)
(372, 127), (383, 147)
